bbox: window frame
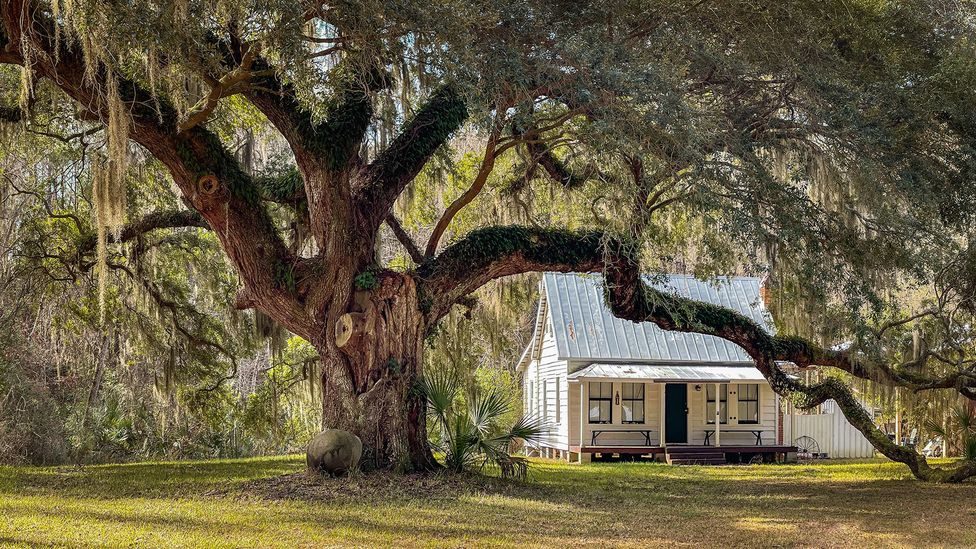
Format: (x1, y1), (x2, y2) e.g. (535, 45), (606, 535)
(705, 383), (729, 425)
(587, 381), (613, 424)
(542, 379), (548, 421)
(555, 377), (561, 424)
(620, 382), (645, 424)
(736, 383), (760, 425)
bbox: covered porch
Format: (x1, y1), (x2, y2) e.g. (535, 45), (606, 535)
(566, 363), (797, 464)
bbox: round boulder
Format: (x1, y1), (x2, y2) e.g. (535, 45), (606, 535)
(306, 429), (363, 476)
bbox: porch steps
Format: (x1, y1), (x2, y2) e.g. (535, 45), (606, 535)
(665, 450), (726, 466)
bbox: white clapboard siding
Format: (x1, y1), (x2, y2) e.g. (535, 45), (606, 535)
(571, 379), (663, 447)
(534, 319), (570, 450)
(518, 272), (790, 456)
(686, 383), (777, 446)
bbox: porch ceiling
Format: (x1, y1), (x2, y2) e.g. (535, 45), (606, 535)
(567, 363), (768, 383)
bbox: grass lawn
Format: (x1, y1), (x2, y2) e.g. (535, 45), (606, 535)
(1, 456), (975, 548)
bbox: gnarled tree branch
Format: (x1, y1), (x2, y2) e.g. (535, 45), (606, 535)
(76, 209), (210, 256)
(385, 214), (423, 265)
(357, 85), (468, 233)
(0, 1), (315, 340)
(418, 226), (976, 482)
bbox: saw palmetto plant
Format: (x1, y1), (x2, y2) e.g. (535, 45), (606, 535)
(925, 406), (976, 462)
(418, 370), (544, 479)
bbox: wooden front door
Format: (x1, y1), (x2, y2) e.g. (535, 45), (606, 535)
(665, 383), (688, 444)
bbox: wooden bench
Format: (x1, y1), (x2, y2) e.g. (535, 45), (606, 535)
(591, 429), (655, 446)
(703, 428), (770, 446)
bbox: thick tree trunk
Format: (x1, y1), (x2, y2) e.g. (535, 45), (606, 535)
(317, 271), (438, 472)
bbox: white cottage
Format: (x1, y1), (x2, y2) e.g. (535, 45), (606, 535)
(517, 272), (796, 464)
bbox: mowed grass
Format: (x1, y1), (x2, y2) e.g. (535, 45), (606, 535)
(1, 456), (975, 548)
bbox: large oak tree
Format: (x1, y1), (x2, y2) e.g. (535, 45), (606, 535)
(2, 0), (976, 481)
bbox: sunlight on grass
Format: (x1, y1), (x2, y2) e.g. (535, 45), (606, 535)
(1, 456), (975, 548)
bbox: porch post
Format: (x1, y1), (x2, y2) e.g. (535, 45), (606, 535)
(659, 383), (666, 447)
(714, 382), (721, 447)
(579, 381), (585, 464)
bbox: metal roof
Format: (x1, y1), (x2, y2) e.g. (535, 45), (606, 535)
(567, 363), (767, 382)
(544, 272), (773, 364)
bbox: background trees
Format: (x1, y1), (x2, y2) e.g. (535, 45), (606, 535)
(0, 0), (974, 479)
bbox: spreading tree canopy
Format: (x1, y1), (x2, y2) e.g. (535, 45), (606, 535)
(2, 0), (976, 480)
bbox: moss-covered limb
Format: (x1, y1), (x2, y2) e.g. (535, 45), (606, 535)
(601, 264), (976, 397)
(75, 209), (209, 257)
(356, 85), (468, 231)
(418, 226), (974, 481)
(600, 264), (976, 482)
(770, 335), (976, 394)
(246, 58), (385, 171)
(257, 165), (305, 204)
(416, 225), (615, 318)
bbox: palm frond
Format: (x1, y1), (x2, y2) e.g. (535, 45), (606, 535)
(954, 405), (974, 432)
(506, 415), (546, 444)
(421, 368), (542, 480)
(923, 417), (948, 439)
(468, 389), (509, 436)
(964, 436), (976, 462)
(417, 370), (459, 419)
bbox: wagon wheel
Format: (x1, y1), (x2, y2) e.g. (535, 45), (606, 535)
(794, 435), (821, 459)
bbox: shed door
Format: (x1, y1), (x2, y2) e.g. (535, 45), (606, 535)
(665, 383), (688, 444)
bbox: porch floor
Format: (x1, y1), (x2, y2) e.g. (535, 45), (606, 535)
(574, 444), (797, 454)
(571, 444), (799, 465)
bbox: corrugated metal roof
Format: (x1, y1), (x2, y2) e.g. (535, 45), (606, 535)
(544, 272), (773, 363)
(567, 363), (767, 382)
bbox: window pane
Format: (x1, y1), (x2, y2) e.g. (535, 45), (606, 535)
(589, 403), (601, 422)
(622, 402), (633, 422)
(622, 384), (632, 399)
(600, 401), (611, 422)
(706, 384), (728, 401)
(633, 404), (645, 423)
(706, 402), (728, 424)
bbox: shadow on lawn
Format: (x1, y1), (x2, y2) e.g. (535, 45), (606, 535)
(0, 456), (299, 498)
(2, 457), (975, 547)
(232, 459), (976, 546)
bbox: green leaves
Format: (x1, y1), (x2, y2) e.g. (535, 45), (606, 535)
(417, 369), (542, 478)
